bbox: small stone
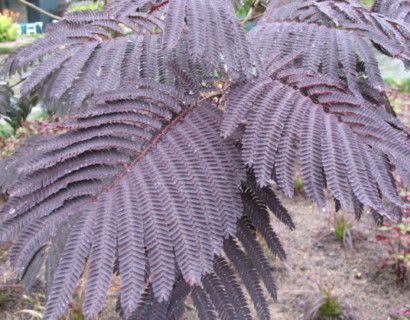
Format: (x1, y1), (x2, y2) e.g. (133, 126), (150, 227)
(355, 272), (362, 279)
(315, 242), (324, 249)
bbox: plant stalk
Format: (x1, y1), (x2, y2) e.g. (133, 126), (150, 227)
(241, 0), (261, 27)
(16, 0), (62, 21)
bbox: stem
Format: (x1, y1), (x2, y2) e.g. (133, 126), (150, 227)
(9, 78), (26, 89)
(105, 92), (224, 191)
(241, 0), (261, 27)
(16, 0), (62, 21)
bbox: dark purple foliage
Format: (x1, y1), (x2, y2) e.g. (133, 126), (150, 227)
(0, 0), (409, 319)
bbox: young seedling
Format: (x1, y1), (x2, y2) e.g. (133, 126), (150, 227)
(301, 278), (363, 320)
(377, 217), (410, 282)
(329, 212), (366, 250)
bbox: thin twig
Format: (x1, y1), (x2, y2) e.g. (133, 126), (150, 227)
(9, 78), (26, 89)
(245, 12), (264, 22)
(241, 0), (261, 27)
(16, 0), (62, 21)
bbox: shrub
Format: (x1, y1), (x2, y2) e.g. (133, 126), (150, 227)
(2, 9), (21, 23)
(392, 305), (410, 319)
(376, 173), (410, 282)
(0, 82), (38, 135)
(67, 1), (105, 12)
(376, 217), (410, 282)
(0, 0), (409, 319)
(0, 13), (18, 42)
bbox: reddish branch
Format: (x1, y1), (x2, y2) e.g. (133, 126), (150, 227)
(104, 92), (223, 191)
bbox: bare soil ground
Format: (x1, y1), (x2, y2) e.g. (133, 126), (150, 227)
(267, 196), (410, 320)
(1, 195), (409, 320)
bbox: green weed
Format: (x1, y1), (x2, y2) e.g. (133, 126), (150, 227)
(301, 278), (361, 320)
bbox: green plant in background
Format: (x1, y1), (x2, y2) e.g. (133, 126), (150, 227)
(328, 211), (366, 249)
(0, 122), (12, 139)
(0, 288), (4, 309)
(333, 213), (351, 243)
(0, 284), (26, 314)
(235, 0), (253, 17)
(376, 175), (410, 282)
(0, 34), (42, 54)
(317, 289), (341, 318)
(376, 217), (410, 282)
(0, 13), (19, 42)
(359, 0), (375, 8)
(301, 279), (361, 320)
(392, 305), (410, 319)
(384, 77), (410, 93)
(378, 53), (410, 93)
(294, 176), (305, 196)
(0, 116), (61, 158)
(59, 302), (85, 320)
(0, 82), (38, 136)
(68, 1), (105, 12)
(0, 82), (56, 159)
(0, 44), (22, 55)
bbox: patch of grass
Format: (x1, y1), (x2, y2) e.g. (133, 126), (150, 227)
(68, 0), (105, 12)
(21, 34), (42, 39)
(384, 77), (410, 93)
(332, 213), (351, 244)
(0, 121), (13, 139)
(359, 0), (374, 7)
(294, 176), (305, 195)
(301, 278), (362, 320)
(235, 0), (252, 17)
(318, 293), (341, 317)
(59, 303), (85, 320)
(0, 45), (21, 54)
(0, 285), (24, 314)
(0, 35), (41, 54)
(326, 211), (366, 249)
(0, 289), (4, 309)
